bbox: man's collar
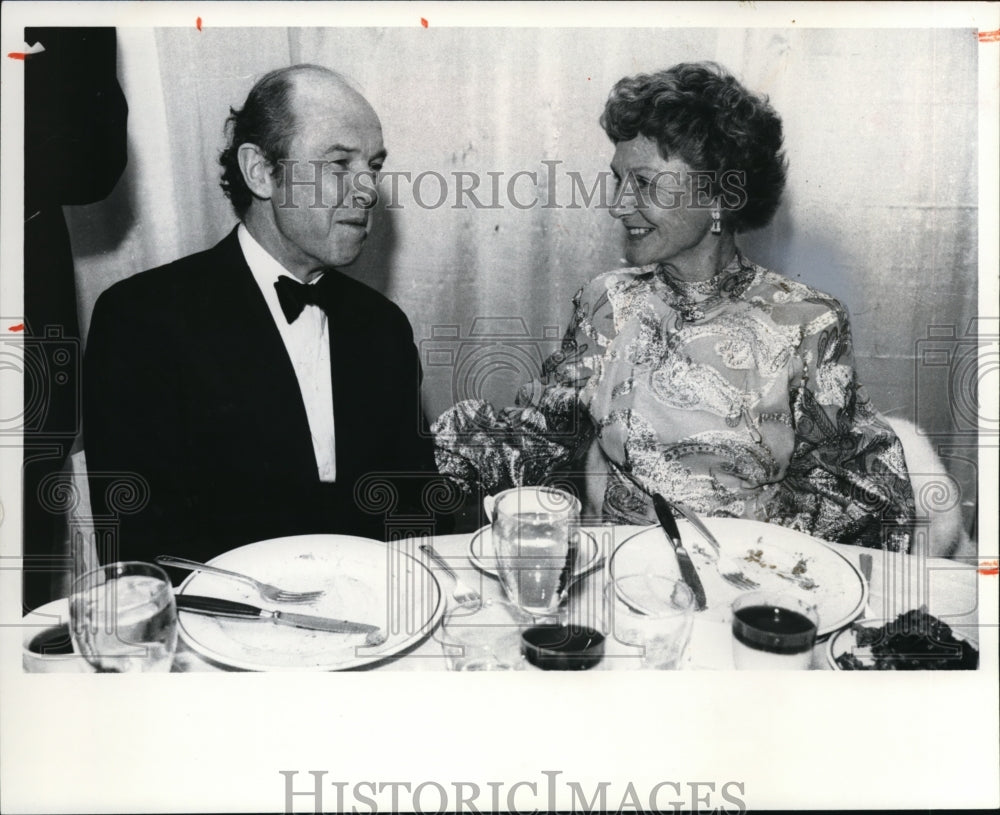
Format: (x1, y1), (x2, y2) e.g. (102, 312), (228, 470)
(237, 223), (324, 287)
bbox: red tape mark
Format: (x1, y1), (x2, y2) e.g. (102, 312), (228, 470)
(978, 29), (1000, 42)
(8, 52), (27, 60)
(978, 560), (998, 576)
(421, 17), (429, 28)
(196, 17), (202, 31)
(8, 323), (25, 332)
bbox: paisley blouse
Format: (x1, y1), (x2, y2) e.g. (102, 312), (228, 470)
(433, 253), (915, 551)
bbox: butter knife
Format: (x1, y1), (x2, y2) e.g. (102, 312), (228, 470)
(652, 494), (708, 611)
(176, 595), (382, 639)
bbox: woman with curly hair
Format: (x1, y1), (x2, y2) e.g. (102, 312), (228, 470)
(434, 62), (914, 551)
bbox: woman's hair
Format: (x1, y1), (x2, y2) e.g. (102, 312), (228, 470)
(218, 64), (329, 219)
(600, 62), (787, 233)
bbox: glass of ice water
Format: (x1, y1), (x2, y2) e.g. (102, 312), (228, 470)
(70, 561), (178, 673)
(487, 486), (581, 619)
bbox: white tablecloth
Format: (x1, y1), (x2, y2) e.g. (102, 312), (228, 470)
(170, 525), (981, 672)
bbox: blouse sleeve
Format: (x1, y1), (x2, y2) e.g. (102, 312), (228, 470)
(774, 298), (915, 550)
(432, 286), (599, 495)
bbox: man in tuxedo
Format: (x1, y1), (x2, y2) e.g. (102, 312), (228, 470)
(84, 64), (442, 565)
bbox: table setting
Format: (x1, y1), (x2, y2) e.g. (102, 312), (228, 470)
(22, 486), (982, 674)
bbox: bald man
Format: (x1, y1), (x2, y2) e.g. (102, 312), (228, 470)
(83, 65), (441, 565)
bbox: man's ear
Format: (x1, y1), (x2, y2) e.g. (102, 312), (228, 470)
(237, 143), (276, 200)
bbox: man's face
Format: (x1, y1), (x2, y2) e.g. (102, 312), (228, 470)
(265, 75), (385, 276)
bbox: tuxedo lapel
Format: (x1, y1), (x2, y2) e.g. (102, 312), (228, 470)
(322, 271), (363, 479)
(189, 229), (319, 479)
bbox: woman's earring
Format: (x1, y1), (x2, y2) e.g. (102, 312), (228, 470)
(711, 206), (722, 235)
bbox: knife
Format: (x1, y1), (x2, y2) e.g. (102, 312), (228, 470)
(652, 494), (708, 611)
(176, 594), (382, 637)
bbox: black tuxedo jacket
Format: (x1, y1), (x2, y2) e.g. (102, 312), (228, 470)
(83, 228), (441, 564)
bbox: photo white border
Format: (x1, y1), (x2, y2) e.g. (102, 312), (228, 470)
(2, 3), (998, 812)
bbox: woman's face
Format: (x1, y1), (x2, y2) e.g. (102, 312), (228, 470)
(609, 135), (718, 273)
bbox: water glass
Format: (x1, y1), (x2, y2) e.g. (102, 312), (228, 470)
(487, 486), (580, 618)
(440, 599), (534, 671)
(606, 574), (695, 669)
(731, 590), (819, 670)
(70, 561), (178, 673)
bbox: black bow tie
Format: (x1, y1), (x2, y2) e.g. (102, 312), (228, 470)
(274, 276), (327, 323)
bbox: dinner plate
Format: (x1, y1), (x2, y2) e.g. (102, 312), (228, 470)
(826, 617), (980, 670)
(467, 526), (601, 582)
(176, 534), (443, 671)
(608, 519), (866, 636)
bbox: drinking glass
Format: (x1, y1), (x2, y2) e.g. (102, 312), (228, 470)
(487, 487), (580, 618)
(70, 561), (178, 673)
(731, 590), (819, 670)
(439, 599), (534, 671)
(606, 574), (695, 669)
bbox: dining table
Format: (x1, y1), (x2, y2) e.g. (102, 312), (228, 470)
(164, 523), (983, 673)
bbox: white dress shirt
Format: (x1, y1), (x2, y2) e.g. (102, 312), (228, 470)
(239, 224), (337, 482)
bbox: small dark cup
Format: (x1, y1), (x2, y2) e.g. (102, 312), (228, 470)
(521, 625), (605, 670)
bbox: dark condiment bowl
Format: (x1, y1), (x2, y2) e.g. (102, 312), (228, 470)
(521, 625), (605, 671)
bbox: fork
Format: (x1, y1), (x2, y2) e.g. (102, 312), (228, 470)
(154, 555), (325, 604)
(668, 503), (759, 590)
(419, 544), (481, 606)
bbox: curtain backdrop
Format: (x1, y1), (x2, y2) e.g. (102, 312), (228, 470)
(64, 26), (980, 524)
